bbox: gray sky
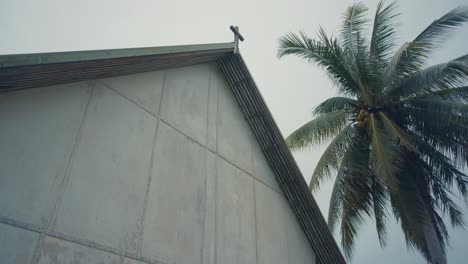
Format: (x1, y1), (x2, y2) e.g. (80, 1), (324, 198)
(2, 0), (468, 263)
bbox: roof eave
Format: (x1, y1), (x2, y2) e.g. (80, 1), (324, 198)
(0, 42), (235, 68)
(0, 42), (234, 91)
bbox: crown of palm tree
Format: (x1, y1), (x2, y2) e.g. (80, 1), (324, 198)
(278, 2), (468, 263)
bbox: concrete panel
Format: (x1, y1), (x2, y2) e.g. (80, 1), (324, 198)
(252, 140), (281, 192)
(0, 82), (92, 227)
(141, 122), (206, 264)
(38, 236), (120, 264)
(101, 70), (165, 115)
(123, 258), (147, 264)
(160, 64), (210, 145)
(202, 151), (217, 264)
(285, 199), (316, 264)
(216, 158), (256, 264)
(255, 181), (290, 264)
(206, 63), (219, 151)
(54, 84), (157, 254)
(217, 72), (254, 174)
(0, 223), (39, 264)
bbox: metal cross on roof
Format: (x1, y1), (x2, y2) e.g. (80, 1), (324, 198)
(230, 25), (244, 54)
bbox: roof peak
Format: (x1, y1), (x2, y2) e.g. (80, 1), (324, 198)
(229, 25), (245, 54)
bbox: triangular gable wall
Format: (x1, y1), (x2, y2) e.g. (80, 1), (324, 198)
(0, 62), (316, 264)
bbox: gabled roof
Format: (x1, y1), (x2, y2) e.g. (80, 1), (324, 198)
(0, 42), (346, 264)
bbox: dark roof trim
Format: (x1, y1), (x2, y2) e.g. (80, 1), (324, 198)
(0, 43), (345, 263)
(0, 42), (235, 68)
(218, 54), (346, 264)
(0, 43), (234, 91)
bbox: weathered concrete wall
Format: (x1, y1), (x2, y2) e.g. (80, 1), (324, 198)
(0, 62), (316, 264)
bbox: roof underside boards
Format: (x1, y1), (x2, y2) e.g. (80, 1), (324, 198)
(0, 43), (346, 264)
(0, 43), (234, 91)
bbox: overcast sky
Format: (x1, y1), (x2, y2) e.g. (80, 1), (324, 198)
(2, 0), (468, 263)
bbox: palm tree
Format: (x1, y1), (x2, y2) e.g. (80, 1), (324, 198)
(278, 2), (468, 263)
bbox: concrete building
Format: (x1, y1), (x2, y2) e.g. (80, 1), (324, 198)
(0, 39), (345, 264)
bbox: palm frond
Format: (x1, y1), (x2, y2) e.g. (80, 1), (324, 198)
(406, 85), (468, 103)
(430, 156), (468, 202)
(382, 6), (468, 89)
(390, 156), (447, 263)
(403, 97), (468, 117)
(368, 113), (402, 191)
(286, 110), (351, 150)
(341, 2), (369, 62)
(403, 108), (468, 168)
(387, 54), (468, 98)
(422, 211), (447, 264)
(379, 111), (416, 150)
(327, 130), (373, 259)
(341, 2), (370, 89)
(428, 86), (468, 103)
(382, 41), (429, 88)
(414, 129), (468, 171)
(278, 31), (361, 96)
(371, 175), (389, 247)
(340, 177), (373, 260)
(414, 6), (468, 51)
(369, 1), (400, 68)
(277, 31), (326, 59)
(412, 166), (449, 264)
(390, 184), (429, 258)
(401, 101), (468, 155)
(408, 130), (468, 200)
(328, 130), (371, 231)
(412, 151), (466, 228)
(328, 164), (347, 233)
(313, 96), (359, 115)
(310, 125), (355, 191)
(433, 178), (465, 227)
(339, 132), (373, 259)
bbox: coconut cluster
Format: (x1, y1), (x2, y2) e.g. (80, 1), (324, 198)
(356, 109), (369, 127)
